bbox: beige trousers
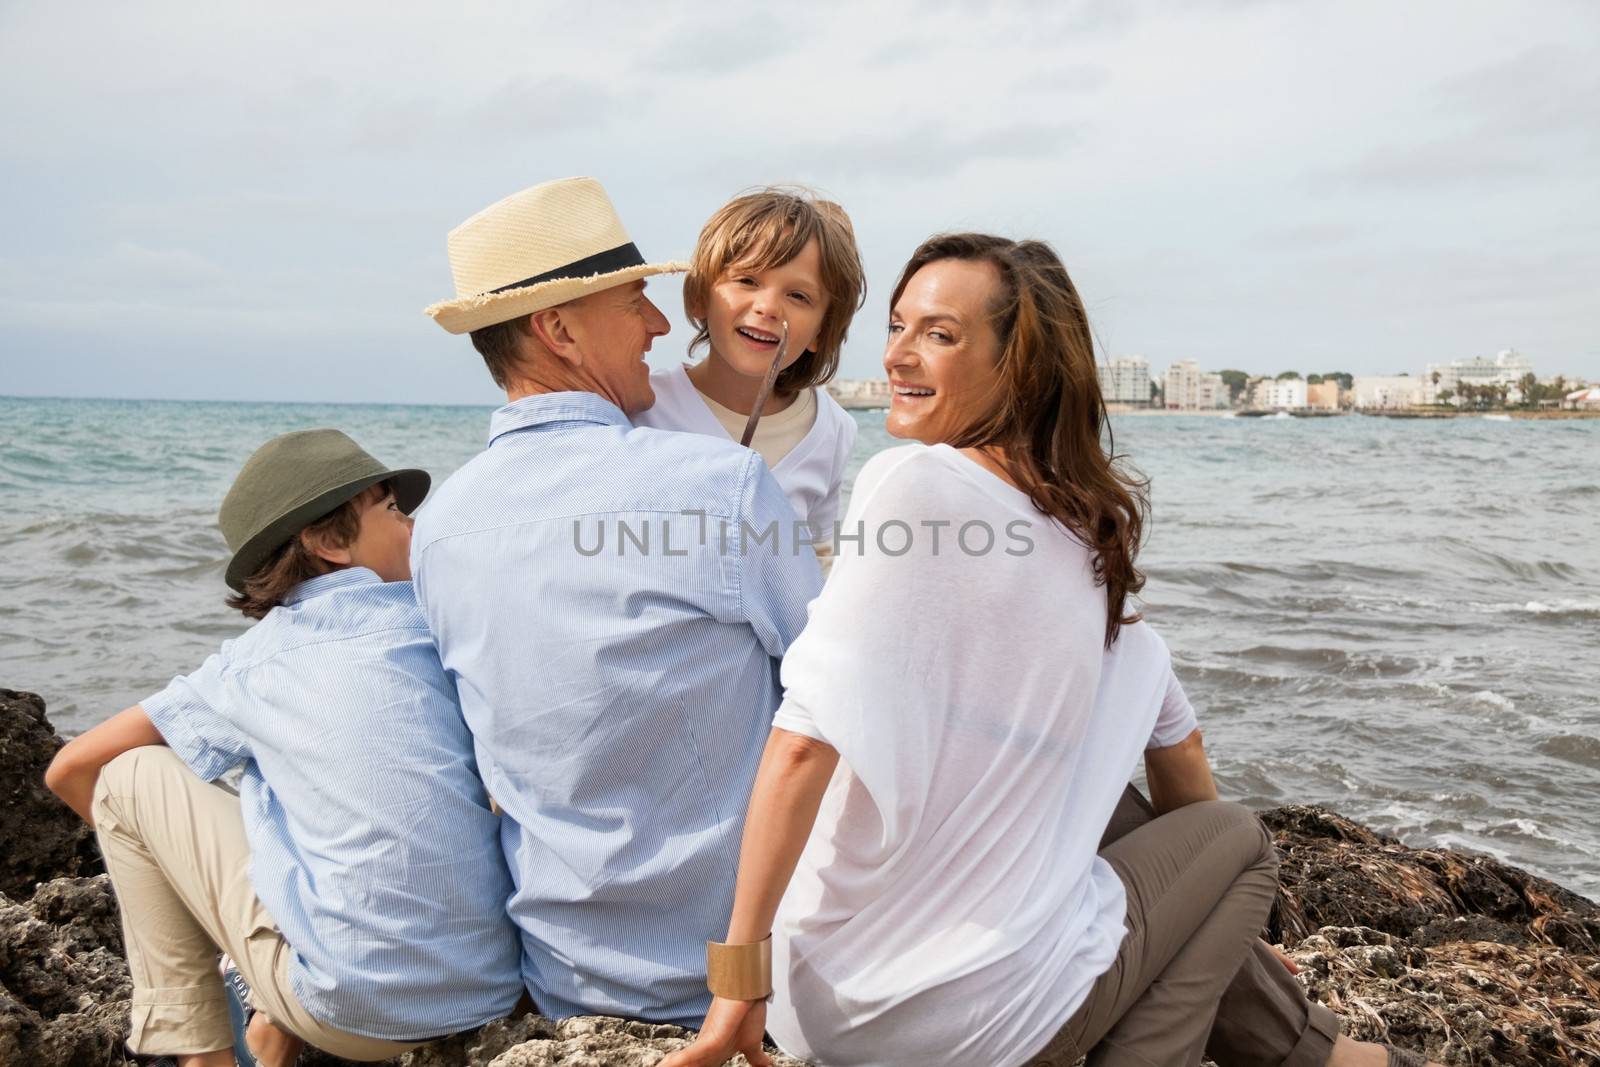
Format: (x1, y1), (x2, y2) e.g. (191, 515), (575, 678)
(1103, 787), (1341, 1067)
(92, 746), (421, 1061)
(1027, 799), (1282, 1067)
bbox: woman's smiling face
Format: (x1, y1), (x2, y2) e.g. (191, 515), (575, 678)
(883, 257), (1004, 444)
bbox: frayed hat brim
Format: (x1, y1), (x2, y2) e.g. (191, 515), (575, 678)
(425, 260), (688, 335)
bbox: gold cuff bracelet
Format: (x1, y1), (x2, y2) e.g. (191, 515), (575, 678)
(705, 935), (773, 1001)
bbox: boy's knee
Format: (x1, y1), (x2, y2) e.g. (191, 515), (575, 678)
(92, 746), (183, 821)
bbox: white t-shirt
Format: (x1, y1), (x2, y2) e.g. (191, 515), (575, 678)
(767, 444), (1198, 1067)
(634, 364), (857, 560)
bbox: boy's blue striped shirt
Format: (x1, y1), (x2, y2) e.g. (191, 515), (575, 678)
(142, 569), (522, 1039)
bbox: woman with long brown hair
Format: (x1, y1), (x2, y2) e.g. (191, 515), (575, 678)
(662, 235), (1436, 1067)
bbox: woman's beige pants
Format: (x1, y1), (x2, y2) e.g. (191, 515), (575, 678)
(1028, 793), (1338, 1067)
(92, 746), (422, 1060)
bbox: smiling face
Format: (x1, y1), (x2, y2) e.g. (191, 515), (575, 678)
(697, 237), (829, 381)
(883, 258), (1005, 444)
(561, 280), (671, 413)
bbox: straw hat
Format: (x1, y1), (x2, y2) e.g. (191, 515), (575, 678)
(219, 429), (429, 592)
(425, 177), (687, 334)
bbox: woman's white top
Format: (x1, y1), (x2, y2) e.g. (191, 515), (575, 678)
(634, 364), (857, 568)
(767, 444), (1198, 1067)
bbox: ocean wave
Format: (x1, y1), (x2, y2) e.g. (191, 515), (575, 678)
(1482, 817), (1567, 844)
(1465, 690), (1516, 711)
(1536, 733), (1600, 770)
(1427, 536), (1583, 581)
(1230, 644), (1426, 677)
(1472, 598), (1600, 619)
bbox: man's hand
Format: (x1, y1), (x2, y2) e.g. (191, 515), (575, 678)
(657, 997), (769, 1067)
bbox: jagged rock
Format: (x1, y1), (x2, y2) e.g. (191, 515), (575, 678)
(1288, 928), (1600, 1065)
(4, 691), (1598, 1065)
(1264, 805), (1600, 956)
(0, 689), (104, 900)
(299, 1013), (803, 1067)
(0, 877), (132, 1065)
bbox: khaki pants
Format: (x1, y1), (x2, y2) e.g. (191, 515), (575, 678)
(1029, 794), (1328, 1067)
(92, 746), (421, 1061)
(1101, 789), (1342, 1067)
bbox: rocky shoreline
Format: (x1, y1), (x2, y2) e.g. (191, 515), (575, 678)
(5, 687), (1597, 1066)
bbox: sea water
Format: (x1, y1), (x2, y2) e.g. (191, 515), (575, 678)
(3, 396), (1597, 895)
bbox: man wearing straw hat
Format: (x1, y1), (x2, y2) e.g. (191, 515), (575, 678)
(412, 177), (822, 1026)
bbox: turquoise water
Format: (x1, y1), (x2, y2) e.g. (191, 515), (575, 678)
(3, 395), (1598, 895)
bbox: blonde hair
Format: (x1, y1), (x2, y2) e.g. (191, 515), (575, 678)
(683, 187), (867, 395)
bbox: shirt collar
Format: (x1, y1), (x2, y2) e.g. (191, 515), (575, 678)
(283, 566), (382, 606)
(488, 391), (631, 446)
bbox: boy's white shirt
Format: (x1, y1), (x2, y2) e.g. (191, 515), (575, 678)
(634, 363), (857, 572)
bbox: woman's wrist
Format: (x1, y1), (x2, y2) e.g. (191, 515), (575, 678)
(706, 935), (772, 1000)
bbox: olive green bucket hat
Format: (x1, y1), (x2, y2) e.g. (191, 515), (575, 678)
(219, 429), (430, 592)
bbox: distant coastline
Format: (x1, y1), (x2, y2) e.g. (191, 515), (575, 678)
(1102, 405), (1600, 420)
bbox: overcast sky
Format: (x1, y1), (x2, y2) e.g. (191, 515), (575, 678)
(2, 1), (1596, 405)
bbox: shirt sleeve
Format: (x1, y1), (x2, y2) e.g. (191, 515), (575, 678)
(1147, 664), (1200, 750)
(141, 650), (251, 781)
(736, 453), (823, 659)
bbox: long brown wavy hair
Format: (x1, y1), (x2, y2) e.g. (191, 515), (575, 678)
(890, 233), (1148, 646)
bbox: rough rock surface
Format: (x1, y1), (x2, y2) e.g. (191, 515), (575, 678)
(5, 691), (1597, 1066)
(0, 876), (130, 1066)
(0, 689), (103, 900)
(1262, 806), (1600, 1065)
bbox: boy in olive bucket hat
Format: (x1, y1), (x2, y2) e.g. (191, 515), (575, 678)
(46, 429), (521, 1067)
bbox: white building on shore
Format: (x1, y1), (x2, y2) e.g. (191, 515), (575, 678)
(1352, 375), (1424, 410)
(1163, 360), (1228, 410)
(826, 378), (891, 409)
(1305, 381), (1342, 410)
(1251, 377), (1308, 411)
(1424, 348), (1534, 404)
(1098, 355), (1152, 407)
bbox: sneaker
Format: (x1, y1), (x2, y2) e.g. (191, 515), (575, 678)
(219, 956), (259, 1067)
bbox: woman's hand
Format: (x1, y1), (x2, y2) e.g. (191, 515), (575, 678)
(1267, 942), (1301, 975)
(658, 997), (769, 1067)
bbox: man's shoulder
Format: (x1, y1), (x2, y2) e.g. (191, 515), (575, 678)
(414, 421), (765, 551)
(619, 423), (765, 515)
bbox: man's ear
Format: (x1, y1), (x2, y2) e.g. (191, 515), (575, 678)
(528, 305), (582, 368)
(299, 527), (353, 567)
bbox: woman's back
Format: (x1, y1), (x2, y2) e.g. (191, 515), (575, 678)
(767, 444), (1188, 1067)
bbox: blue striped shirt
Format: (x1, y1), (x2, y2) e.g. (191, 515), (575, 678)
(141, 569), (523, 1039)
(411, 392), (820, 1025)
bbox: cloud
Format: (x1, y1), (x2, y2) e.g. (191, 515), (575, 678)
(695, 118), (1085, 184)
(636, 10), (793, 74)
(1249, 222), (1362, 249)
(1313, 44), (1600, 192)
(3, 0), (1599, 401)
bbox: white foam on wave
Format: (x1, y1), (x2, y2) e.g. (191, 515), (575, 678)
(1496, 818), (1564, 844)
(1466, 689), (1516, 711)
(1472, 599), (1600, 617)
